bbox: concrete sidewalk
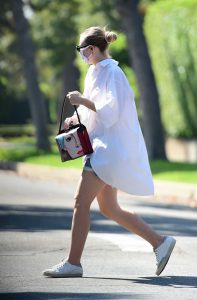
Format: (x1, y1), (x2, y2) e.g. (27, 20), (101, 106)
(0, 160), (196, 207)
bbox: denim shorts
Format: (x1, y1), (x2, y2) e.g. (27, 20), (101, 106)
(83, 156), (98, 178)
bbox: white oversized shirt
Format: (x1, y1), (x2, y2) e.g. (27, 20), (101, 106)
(75, 58), (154, 196)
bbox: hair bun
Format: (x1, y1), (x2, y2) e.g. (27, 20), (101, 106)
(105, 31), (117, 43)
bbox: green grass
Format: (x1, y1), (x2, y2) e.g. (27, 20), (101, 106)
(150, 160), (197, 183)
(0, 147), (83, 169)
(0, 137), (196, 183)
(25, 150), (83, 169)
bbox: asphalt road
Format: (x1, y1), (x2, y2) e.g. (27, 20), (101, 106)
(0, 170), (197, 300)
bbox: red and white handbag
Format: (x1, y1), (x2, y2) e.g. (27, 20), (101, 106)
(55, 95), (93, 162)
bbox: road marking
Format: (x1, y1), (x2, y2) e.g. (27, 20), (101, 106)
(89, 233), (153, 252)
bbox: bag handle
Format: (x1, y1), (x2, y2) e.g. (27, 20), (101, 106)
(58, 94), (82, 134)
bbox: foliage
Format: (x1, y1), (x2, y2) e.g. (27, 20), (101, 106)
(31, 0), (79, 68)
(0, 0), (140, 125)
(0, 0), (80, 125)
(30, 0), (80, 122)
(0, 1), (27, 100)
(74, 0), (120, 32)
(0, 124), (55, 137)
(0, 93), (31, 125)
(110, 33), (140, 113)
(145, 0), (197, 138)
(1, 0), (196, 139)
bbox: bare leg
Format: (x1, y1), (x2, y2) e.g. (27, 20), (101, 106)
(97, 185), (164, 250)
(67, 171), (106, 265)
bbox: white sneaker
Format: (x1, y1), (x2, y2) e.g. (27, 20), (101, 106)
(42, 259), (83, 278)
(154, 236), (176, 276)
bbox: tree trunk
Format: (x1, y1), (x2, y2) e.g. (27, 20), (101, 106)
(58, 49), (80, 125)
(11, 0), (50, 150)
(116, 0), (166, 159)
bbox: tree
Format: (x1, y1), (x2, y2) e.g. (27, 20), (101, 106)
(10, 0), (50, 150)
(116, 0), (166, 159)
(30, 0), (80, 122)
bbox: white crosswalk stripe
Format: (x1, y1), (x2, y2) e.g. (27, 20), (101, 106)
(89, 233), (153, 252)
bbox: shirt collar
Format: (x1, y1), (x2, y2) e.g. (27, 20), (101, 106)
(94, 58), (119, 70)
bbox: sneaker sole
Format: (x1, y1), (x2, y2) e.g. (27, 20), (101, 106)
(156, 238), (176, 276)
(43, 271), (83, 278)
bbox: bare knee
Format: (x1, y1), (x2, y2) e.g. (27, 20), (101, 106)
(97, 186), (120, 219)
(99, 203), (121, 220)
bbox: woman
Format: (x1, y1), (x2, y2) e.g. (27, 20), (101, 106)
(43, 26), (176, 278)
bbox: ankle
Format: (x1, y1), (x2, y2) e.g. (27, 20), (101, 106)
(67, 258), (81, 267)
(153, 236), (165, 251)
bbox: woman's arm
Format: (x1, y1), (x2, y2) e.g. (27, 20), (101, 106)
(67, 91), (96, 112)
(80, 97), (96, 112)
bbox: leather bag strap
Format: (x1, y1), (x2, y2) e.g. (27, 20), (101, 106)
(58, 94), (81, 134)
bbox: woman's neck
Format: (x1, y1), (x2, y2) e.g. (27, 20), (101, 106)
(92, 51), (110, 65)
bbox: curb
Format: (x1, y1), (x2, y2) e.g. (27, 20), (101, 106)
(0, 160), (196, 207)
(0, 160), (80, 183)
(153, 179), (197, 207)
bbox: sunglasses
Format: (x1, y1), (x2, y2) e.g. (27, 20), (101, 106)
(76, 44), (88, 52)
(76, 44), (94, 52)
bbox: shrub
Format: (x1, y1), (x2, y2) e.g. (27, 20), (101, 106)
(145, 0), (197, 138)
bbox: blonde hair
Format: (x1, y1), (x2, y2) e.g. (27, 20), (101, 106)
(80, 26), (117, 52)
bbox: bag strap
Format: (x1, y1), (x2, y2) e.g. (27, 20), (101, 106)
(58, 94), (82, 134)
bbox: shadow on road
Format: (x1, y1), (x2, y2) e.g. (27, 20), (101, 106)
(0, 204), (197, 236)
(84, 275), (197, 289)
(0, 292), (145, 300)
(132, 276), (197, 288)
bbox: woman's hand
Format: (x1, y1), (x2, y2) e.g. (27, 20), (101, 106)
(67, 91), (83, 106)
(63, 115), (78, 130)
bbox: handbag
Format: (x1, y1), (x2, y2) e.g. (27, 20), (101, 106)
(55, 95), (93, 162)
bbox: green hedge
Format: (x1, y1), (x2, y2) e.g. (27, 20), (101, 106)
(144, 0), (197, 138)
(0, 124), (56, 138)
(0, 125), (35, 137)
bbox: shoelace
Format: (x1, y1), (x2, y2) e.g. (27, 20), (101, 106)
(55, 258), (67, 270)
